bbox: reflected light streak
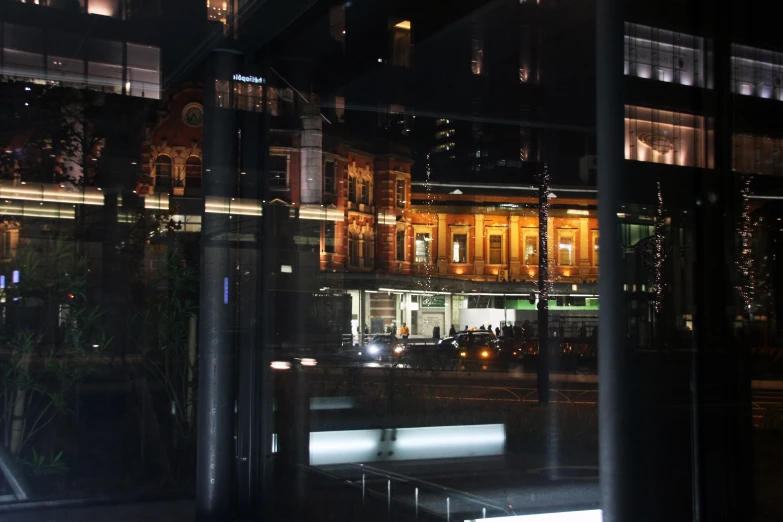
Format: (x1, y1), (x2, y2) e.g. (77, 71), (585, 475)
(465, 509), (603, 522)
(205, 196), (262, 216)
(144, 194), (169, 210)
(299, 205), (343, 222)
(0, 203), (75, 219)
(0, 182), (104, 206)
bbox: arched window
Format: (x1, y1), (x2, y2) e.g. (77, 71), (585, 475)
(155, 155), (172, 189)
(361, 233), (373, 269)
(185, 156), (202, 189)
(358, 177), (370, 205)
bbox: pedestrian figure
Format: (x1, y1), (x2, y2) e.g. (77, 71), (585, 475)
(449, 324), (457, 337)
(400, 323), (410, 343)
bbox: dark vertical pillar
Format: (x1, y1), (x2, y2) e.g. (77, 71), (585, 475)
(196, 49), (238, 522)
(234, 59), (271, 520)
(596, 1), (631, 522)
(274, 367), (311, 519)
(693, 1), (754, 520)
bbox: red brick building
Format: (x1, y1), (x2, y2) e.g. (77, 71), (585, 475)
(139, 87), (599, 335)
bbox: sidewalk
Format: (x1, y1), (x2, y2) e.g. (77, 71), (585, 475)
(0, 499), (194, 522)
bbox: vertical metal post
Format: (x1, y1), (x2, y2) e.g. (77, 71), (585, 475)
(362, 473), (366, 504)
(415, 487), (419, 520)
(387, 479), (391, 514)
(483, 507), (486, 519)
(596, 0), (631, 521)
(196, 49), (238, 522)
(446, 497), (450, 522)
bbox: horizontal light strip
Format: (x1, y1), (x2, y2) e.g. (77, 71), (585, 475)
(0, 202), (75, 220)
(465, 509), (602, 522)
(411, 181), (596, 194)
(309, 424), (505, 466)
(205, 196), (263, 216)
(299, 204), (343, 222)
(0, 181), (104, 206)
(144, 194), (170, 210)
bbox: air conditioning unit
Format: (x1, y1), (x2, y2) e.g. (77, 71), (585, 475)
(497, 270), (509, 282)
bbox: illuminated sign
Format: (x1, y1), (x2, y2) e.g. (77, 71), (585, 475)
(232, 74), (265, 84)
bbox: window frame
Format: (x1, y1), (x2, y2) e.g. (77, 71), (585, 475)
(396, 178), (406, 208)
(348, 175), (357, 203)
(154, 154), (173, 189)
(185, 155), (202, 189)
(522, 228), (539, 265)
(324, 222), (336, 254)
(557, 229), (576, 266)
(268, 153), (289, 190)
(324, 160), (337, 194)
(452, 232), (468, 264)
(414, 232), (431, 264)
(396, 228), (406, 262)
(488, 233), (504, 265)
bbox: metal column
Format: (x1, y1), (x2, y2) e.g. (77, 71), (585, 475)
(596, 0), (632, 521)
(196, 49), (238, 522)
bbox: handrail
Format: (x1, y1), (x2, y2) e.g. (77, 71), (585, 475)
(350, 463), (514, 517)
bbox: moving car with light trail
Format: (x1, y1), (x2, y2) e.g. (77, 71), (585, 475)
(447, 331), (503, 369)
(362, 334), (404, 361)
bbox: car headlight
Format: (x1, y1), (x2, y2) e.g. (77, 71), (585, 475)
(460, 352), (467, 357)
(368, 345), (379, 355)
(394, 346), (403, 354)
(481, 350), (489, 358)
(452, 341), (459, 347)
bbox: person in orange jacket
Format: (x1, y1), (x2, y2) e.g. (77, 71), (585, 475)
(400, 323), (410, 343)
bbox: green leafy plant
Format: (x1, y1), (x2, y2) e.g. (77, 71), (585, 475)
(0, 237), (110, 462)
(17, 449), (69, 477)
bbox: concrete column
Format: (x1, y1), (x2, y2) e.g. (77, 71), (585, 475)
(474, 214), (485, 275)
(437, 213), (448, 273)
(510, 215), (521, 277)
(579, 218), (590, 278)
(299, 105), (322, 204)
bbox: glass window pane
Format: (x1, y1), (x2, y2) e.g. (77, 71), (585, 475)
(88, 38), (123, 93)
(127, 43), (160, 99)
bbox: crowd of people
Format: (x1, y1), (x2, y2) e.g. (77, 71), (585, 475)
(357, 320), (598, 342)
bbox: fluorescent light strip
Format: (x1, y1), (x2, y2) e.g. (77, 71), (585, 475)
(0, 203), (75, 220)
(309, 424), (505, 466)
(205, 196), (262, 216)
(465, 510), (602, 522)
(0, 181), (104, 206)
(144, 194), (170, 210)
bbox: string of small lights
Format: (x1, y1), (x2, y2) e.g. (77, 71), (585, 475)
(539, 164), (550, 302)
(415, 152), (435, 295)
(653, 181), (664, 314)
(736, 175), (755, 313)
